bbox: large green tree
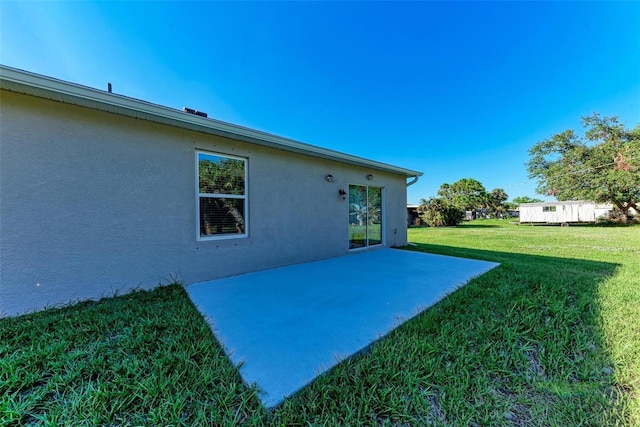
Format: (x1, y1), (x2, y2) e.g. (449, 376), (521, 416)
(437, 178), (488, 211)
(527, 114), (639, 217)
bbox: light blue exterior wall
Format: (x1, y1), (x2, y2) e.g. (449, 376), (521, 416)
(0, 91), (409, 316)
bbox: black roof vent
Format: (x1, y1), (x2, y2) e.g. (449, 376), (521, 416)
(183, 107), (207, 118)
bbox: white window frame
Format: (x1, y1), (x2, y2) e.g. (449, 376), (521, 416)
(196, 150), (249, 241)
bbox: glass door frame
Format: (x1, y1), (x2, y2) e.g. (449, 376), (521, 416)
(348, 184), (385, 250)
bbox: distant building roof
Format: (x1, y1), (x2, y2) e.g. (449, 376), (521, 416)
(520, 200), (612, 208)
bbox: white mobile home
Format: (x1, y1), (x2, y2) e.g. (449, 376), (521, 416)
(0, 66), (422, 316)
(519, 201), (612, 224)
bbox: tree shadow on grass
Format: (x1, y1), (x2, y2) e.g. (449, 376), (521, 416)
(272, 243), (628, 425)
(454, 223), (502, 228)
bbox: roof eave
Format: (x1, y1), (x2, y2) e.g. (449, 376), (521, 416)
(0, 65), (423, 178)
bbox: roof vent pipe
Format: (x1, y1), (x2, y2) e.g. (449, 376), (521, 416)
(107, 83), (112, 93)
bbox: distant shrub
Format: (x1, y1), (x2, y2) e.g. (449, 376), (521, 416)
(417, 197), (464, 227)
(597, 209), (638, 226)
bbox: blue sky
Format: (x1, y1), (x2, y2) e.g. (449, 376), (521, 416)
(2, 1), (639, 204)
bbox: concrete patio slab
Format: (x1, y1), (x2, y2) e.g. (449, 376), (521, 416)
(185, 248), (499, 407)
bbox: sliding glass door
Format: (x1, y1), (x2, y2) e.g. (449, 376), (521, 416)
(348, 185), (382, 249)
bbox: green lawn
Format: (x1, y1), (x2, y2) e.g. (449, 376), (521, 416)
(1, 221), (638, 425)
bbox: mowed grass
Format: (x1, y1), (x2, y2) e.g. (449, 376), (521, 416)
(1, 221), (638, 425)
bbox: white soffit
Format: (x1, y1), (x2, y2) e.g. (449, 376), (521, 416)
(0, 65), (422, 178)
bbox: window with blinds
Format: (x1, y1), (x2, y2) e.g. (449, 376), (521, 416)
(197, 151), (248, 240)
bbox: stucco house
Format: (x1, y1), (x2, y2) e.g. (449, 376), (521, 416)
(0, 66), (422, 317)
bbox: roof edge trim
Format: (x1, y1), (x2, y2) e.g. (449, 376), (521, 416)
(0, 65), (423, 178)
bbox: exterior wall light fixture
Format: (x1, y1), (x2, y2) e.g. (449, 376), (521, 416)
(367, 174), (373, 180)
(326, 174), (334, 182)
(339, 189), (347, 200)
